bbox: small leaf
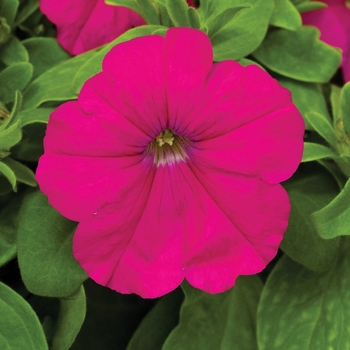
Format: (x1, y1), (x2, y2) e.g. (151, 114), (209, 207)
(0, 90), (21, 132)
(2, 157), (37, 187)
(51, 286), (87, 350)
(296, 1), (327, 13)
(0, 0), (19, 26)
(313, 178), (350, 239)
(302, 142), (337, 162)
(281, 163), (340, 271)
(127, 288), (183, 350)
(14, 0), (38, 25)
(22, 50), (96, 110)
(73, 25), (165, 93)
(187, 7), (200, 29)
(0, 282), (48, 350)
(0, 35), (29, 65)
(210, 0), (275, 61)
(23, 37), (70, 79)
(304, 111), (337, 147)
(17, 190), (88, 297)
(0, 160), (16, 190)
(163, 276), (262, 350)
(106, 0), (160, 24)
(331, 84), (341, 126)
(0, 119), (21, 149)
(165, 0), (191, 26)
(0, 62), (33, 103)
(257, 251), (350, 350)
(253, 26), (342, 82)
(339, 82), (350, 135)
(17, 107), (53, 126)
(270, 0), (301, 31)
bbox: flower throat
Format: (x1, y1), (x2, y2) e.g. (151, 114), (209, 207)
(147, 128), (189, 166)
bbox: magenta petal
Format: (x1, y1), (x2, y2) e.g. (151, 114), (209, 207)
(185, 165), (290, 293)
(96, 35), (168, 137)
(195, 102), (304, 184)
(40, 0), (145, 55)
(164, 28), (213, 132)
(36, 154), (145, 222)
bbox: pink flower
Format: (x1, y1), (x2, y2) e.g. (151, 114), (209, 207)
(301, 0), (350, 81)
(40, 0), (145, 55)
(36, 28), (304, 298)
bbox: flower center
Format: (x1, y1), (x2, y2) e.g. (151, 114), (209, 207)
(147, 128), (190, 166)
(346, 0), (350, 9)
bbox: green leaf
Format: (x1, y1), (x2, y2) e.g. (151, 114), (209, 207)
(0, 192), (24, 267)
(302, 142), (337, 162)
(14, 0), (38, 26)
(17, 107), (52, 126)
(209, 0), (275, 61)
(313, 178), (350, 239)
(23, 50), (96, 110)
(0, 119), (21, 149)
(257, 251), (350, 350)
(205, 5), (251, 38)
(253, 26), (342, 82)
(2, 157), (37, 187)
(0, 90), (21, 132)
(339, 82), (350, 135)
(296, 1), (327, 13)
(0, 0), (18, 26)
(106, 0), (160, 24)
(163, 276), (262, 350)
(127, 288), (183, 350)
(51, 286), (87, 350)
(304, 111), (336, 147)
(0, 160), (16, 190)
(330, 84), (341, 126)
(0, 282), (48, 350)
(281, 163), (340, 271)
(164, 0), (191, 26)
(270, 0), (301, 31)
(23, 37), (70, 79)
(0, 35), (29, 65)
(17, 190), (88, 297)
(0, 62), (32, 103)
(277, 76), (331, 129)
(73, 25), (165, 93)
(187, 7), (200, 29)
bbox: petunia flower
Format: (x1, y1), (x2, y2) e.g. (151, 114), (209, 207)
(301, 0), (350, 81)
(40, 0), (145, 55)
(36, 27), (305, 298)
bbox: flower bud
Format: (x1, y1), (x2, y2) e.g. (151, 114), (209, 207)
(0, 17), (11, 44)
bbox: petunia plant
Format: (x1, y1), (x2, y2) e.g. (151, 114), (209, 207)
(1, 0), (350, 349)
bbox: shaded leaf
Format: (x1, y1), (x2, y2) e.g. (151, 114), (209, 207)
(270, 0), (301, 31)
(1, 35), (29, 65)
(0, 281), (48, 350)
(17, 190), (87, 297)
(2, 157), (37, 187)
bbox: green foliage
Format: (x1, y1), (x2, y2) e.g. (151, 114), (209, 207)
(253, 26), (342, 82)
(0, 281), (48, 350)
(163, 276), (262, 350)
(106, 0), (160, 24)
(51, 286), (87, 350)
(17, 190), (88, 297)
(0, 62), (32, 103)
(339, 82), (350, 135)
(257, 250), (350, 350)
(313, 178), (350, 239)
(22, 50), (95, 109)
(295, 1), (327, 13)
(23, 37), (70, 79)
(203, 0), (275, 61)
(0, 192), (24, 267)
(270, 0), (301, 31)
(0, 0), (18, 27)
(302, 142), (337, 162)
(1, 36), (29, 65)
(277, 76), (330, 129)
(281, 163), (341, 271)
(127, 288), (184, 350)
